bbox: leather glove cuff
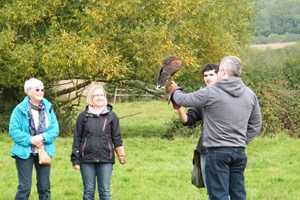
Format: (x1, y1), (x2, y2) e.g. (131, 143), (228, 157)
(165, 81), (182, 109)
(168, 94), (181, 109)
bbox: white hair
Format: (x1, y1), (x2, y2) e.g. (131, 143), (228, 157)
(220, 56), (242, 77)
(24, 78), (44, 95)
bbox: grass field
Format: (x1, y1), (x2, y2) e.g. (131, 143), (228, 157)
(1, 100), (300, 199)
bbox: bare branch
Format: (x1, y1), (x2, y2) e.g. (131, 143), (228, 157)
(119, 112), (142, 119)
(124, 80), (165, 99)
(53, 80), (92, 96)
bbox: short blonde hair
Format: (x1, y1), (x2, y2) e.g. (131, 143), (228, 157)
(86, 84), (108, 106)
(24, 78), (44, 95)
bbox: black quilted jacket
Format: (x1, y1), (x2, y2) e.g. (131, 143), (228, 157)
(183, 107), (206, 154)
(71, 104), (123, 165)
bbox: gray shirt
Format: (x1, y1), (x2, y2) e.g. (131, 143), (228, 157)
(173, 77), (262, 148)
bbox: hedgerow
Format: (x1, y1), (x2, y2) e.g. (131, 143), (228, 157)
(242, 44), (299, 137)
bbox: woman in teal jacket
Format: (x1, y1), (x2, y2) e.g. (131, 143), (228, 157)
(9, 78), (59, 200)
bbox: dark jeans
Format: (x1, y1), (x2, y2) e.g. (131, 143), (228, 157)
(15, 154), (51, 200)
(80, 162), (113, 200)
(205, 147), (247, 200)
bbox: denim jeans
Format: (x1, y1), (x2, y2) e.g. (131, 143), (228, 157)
(200, 153), (206, 187)
(15, 154), (51, 200)
(80, 163), (113, 200)
(205, 147), (247, 200)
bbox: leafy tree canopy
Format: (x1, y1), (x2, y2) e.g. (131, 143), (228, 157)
(0, 0), (255, 90)
(0, 0), (255, 134)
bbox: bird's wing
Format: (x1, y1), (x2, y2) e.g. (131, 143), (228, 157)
(156, 57), (182, 89)
(165, 58), (182, 76)
(156, 64), (169, 89)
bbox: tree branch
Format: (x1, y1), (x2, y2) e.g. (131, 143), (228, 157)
(53, 80), (92, 96)
(124, 80), (165, 99)
(119, 112), (142, 119)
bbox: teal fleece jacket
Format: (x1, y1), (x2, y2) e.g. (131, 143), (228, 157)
(9, 96), (59, 159)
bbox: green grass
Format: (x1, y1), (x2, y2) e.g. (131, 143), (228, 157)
(111, 100), (178, 138)
(1, 101), (300, 199)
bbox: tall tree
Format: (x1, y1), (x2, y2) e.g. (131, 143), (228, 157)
(253, 0), (300, 36)
(0, 0), (255, 133)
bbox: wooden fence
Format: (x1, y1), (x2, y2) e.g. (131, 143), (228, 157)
(113, 86), (154, 103)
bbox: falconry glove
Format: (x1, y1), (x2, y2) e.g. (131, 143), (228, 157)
(165, 81), (182, 109)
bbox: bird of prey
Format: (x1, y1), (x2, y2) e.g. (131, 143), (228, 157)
(155, 57), (182, 90)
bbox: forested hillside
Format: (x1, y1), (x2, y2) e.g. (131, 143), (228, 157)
(252, 0), (300, 43)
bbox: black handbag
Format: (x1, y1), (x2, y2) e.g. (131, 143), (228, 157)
(191, 150), (205, 188)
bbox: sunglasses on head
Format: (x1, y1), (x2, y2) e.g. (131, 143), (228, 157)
(35, 88), (45, 92)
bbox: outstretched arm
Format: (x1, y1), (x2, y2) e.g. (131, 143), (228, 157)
(178, 107), (188, 123)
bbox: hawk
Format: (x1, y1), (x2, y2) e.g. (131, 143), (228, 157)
(155, 57), (182, 90)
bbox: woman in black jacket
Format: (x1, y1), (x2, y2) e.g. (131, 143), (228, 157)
(71, 84), (126, 200)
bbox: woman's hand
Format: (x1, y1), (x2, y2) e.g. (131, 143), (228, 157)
(115, 146), (126, 164)
(118, 155), (126, 164)
(73, 164), (80, 170)
(31, 135), (44, 148)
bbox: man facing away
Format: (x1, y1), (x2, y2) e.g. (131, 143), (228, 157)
(167, 56), (262, 200)
(177, 64), (219, 187)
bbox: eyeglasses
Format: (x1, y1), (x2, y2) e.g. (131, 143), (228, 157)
(35, 88), (45, 92)
(93, 94), (104, 97)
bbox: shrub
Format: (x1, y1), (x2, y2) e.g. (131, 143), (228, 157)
(241, 44), (300, 137)
(54, 103), (80, 137)
(250, 33), (300, 44)
(162, 118), (201, 140)
(255, 85), (299, 137)
(284, 57), (300, 90)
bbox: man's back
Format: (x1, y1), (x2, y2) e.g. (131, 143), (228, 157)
(202, 77), (261, 148)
